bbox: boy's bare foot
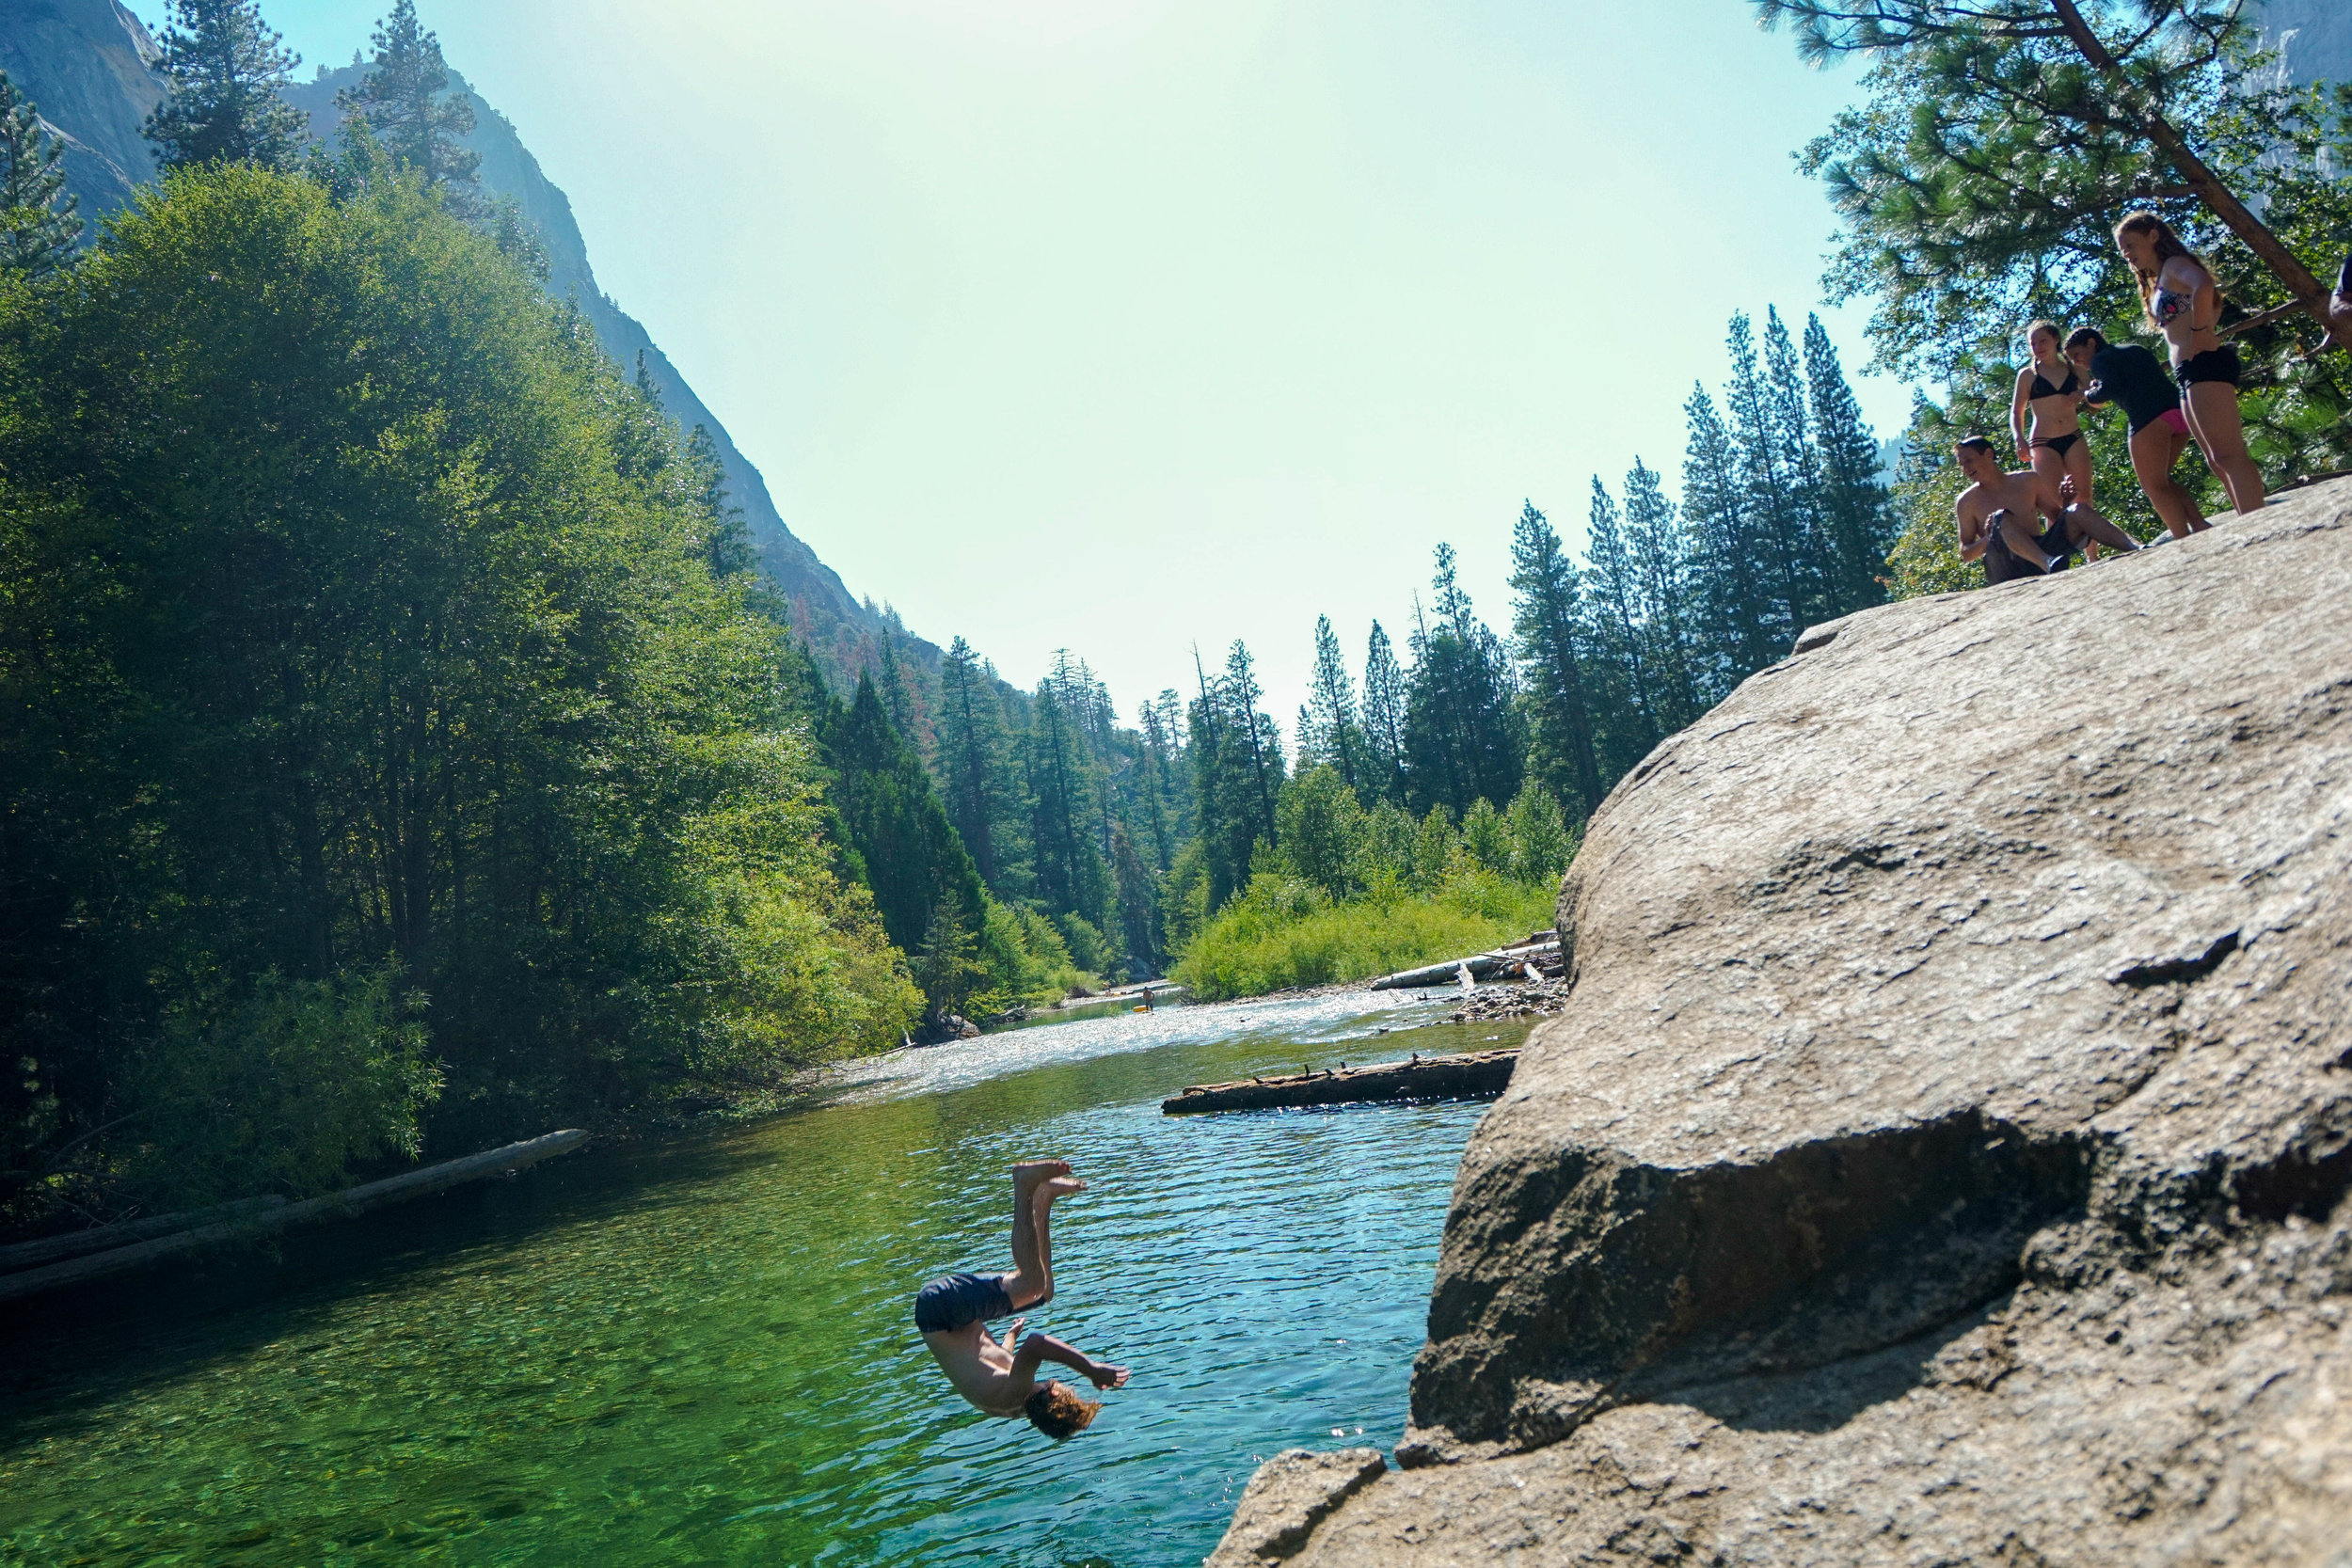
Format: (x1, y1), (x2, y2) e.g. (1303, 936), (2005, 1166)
(1040, 1176), (1088, 1201)
(1012, 1160), (1073, 1201)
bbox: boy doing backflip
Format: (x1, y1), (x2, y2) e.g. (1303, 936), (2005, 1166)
(914, 1160), (1129, 1439)
(1952, 435), (2141, 585)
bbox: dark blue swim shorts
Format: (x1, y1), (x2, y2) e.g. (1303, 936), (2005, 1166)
(914, 1271), (1015, 1335)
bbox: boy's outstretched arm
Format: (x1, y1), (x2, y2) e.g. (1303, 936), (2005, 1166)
(1014, 1331), (1131, 1390)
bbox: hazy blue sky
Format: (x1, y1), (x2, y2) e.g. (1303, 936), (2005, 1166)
(158, 0), (1911, 725)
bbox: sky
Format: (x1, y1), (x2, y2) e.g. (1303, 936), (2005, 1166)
(147, 0), (1912, 728)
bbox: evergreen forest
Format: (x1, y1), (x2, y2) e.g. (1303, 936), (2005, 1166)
(2, 0), (2345, 1241)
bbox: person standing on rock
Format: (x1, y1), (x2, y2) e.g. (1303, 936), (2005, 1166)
(914, 1160), (1129, 1439)
(2113, 211), (2266, 520)
(2064, 327), (2207, 541)
(1951, 436), (2141, 585)
(2010, 320), (2095, 511)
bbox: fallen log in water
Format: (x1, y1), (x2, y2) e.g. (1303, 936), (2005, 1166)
(0, 1129), (589, 1305)
(0, 1193), (290, 1275)
(1163, 1049), (1518, 1116)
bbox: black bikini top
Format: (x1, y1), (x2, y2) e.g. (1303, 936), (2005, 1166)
(2028, 363), (2080, 401)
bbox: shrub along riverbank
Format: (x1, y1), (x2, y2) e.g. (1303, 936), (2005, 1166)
(1169, 766), (1571, 1000)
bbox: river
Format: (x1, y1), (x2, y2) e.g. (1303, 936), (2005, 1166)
(0, 990), (1529, 1567)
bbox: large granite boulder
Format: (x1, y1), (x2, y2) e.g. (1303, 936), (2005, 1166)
(1227, 477), (2352, 1563)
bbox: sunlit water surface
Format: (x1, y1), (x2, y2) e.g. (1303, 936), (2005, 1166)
(0, 990), (1528, 1566)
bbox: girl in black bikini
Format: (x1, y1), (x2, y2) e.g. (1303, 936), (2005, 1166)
(2010, 318), (2093, 515)
(2113, 211), (2266, 519)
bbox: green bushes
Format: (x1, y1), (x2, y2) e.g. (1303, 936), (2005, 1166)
(1171, 868), (1556, 1001)
(0, 165), (917, 1235)
(1169, 766), (1574, 1000)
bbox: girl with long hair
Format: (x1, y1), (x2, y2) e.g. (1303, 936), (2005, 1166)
(2112, 211), (2266, 517)
(2010, 318), (2093, 511)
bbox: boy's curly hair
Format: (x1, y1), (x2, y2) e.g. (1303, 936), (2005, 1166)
(1024, 1380), (1102, 1439)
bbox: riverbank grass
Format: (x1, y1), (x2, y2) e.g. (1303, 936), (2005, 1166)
(1171, 867), (1554, 1001)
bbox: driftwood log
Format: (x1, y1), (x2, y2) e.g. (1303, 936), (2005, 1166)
(1163, 1050), (1518, 1116)
(1369, 939), (1560, 991)
(0, 1129), (589, 1305)
(0, 1193), (290, 1275)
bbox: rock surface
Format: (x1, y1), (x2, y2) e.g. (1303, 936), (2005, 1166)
(1231, 480), (2352, 1563)
(1206, 1449), (1387, 1566)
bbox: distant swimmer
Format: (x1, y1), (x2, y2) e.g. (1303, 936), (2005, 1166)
(2011, 319), (2094, 513)
(1951, 435), (2140, 586)
(2113, 211), (2266, 519)
(914, 1160), (1129, 1439)
(2066, 326), (2208, 542)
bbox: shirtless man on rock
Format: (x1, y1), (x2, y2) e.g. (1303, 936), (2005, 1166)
(914, 1160), (1129, 1439)
(1952, 434), (2141, 585)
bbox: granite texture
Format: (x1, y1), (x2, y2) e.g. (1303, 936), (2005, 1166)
(1229, 478), (2352, 1563)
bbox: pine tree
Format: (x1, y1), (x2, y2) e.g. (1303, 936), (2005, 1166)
(1581, 477), (1663, 778)
(1763, 305), (1837, 626)
(1222, 640), (1281, 849)
(1405, 547), (1523, 818)
(1361, 621), (1408, 804)
(1803, 313), (1895, 614)
(1679, 383), (1781, 685)
(338, 1), (481, 208)
(684, 423), (754, 578)
(937, 637), (1010, 887)
(0, 72), (80, 277)
(1507, 500), (1605, 821)
(1306, 614), (1366, 793)
(1721, 312), (1817, 643)
(144, 0), (310, 171)
(1621, 459), (1706, 731)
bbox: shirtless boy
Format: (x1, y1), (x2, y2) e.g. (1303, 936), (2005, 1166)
(914, 1160), (1129, 1439)
(1951, 435), (2140, 585)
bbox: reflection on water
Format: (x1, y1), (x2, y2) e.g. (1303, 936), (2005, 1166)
(0, 993), (1529, 1567)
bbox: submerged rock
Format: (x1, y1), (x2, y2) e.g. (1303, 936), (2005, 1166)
(1228, 479), (2352, 1563)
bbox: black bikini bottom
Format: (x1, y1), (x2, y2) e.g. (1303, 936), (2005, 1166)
(2032, 432), (2083, 457)
(2175, 346), (2241, 389)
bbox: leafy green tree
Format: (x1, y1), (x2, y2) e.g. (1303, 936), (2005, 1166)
(1275, 765), (1367, 901)
(143, 0), (310, 171)
(0, 72), (79, 277)
(1459, 797), (1511, 878)
(0, 165), (916, 1231)
(1504, 781), (1577, 885)
(1508, 499), (1604, 819)
(338, 0), (482, 208)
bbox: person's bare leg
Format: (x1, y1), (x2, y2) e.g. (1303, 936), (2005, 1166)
(2130, 423), (2205, 537)
(1006, 1162), (1081, 1309)
(1992, 508), (2056, 570)
(2185, 381), (2265, 518)
(2061, 501), (2139, 552)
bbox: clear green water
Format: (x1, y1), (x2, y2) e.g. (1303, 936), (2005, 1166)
(0, 993), (1525, 1567)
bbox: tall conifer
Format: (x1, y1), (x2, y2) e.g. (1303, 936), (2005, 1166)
(144, 0), (310, 171)
(0, 72), (79, 277)
(1362, 623), (1408, 804)
(340, 1), (481, 208)
(1508, 499), (1604, 820)
(1306, 614), (1365, 793)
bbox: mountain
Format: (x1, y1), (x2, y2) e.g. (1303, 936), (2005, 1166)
(0, 0), (922, 688)
(2263, 0), (2352, 87)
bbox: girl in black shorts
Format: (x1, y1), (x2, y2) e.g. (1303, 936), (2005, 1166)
(2010, 319), (2094, 513)
(2113, 211), (2266, 519)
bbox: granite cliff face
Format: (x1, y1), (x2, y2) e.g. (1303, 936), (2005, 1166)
(1215, 478), (2352, 1564)
(0, 0), (911, 683)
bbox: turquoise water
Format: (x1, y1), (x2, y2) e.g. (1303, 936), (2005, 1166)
(0, 992), (1523, 1566)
